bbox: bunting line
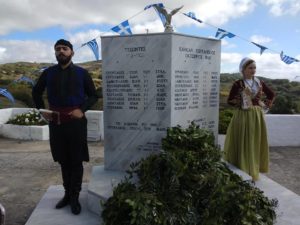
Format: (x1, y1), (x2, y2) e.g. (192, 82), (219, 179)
(14, 75), (35, 86)
(111, 20), (133, 35)
(82, 39), (99, 61)
(183, 12), (202, 23)
(280, 51), (299, 64)
(215, 28), (236, 39)
(251, 42), (268, 55)
(74, 4), (299, 65)
(0, 88), (15, 104)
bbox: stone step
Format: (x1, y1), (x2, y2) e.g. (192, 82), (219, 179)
(87, 165), (126, 216)
(25, 184), (101, 225)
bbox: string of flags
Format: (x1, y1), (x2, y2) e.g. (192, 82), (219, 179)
(145, 3), (166, 26)
(14, 75), (35, 86)
(280, 51), (299, 64)
(1, 3), (299, 106)
(79, 3), (299, 65)
(0, 88), (15, 104)
(215, 28), (236, 40)
(111, 20), (133, 36)
(0, 75), (35, 105)
(82, 39), (100, 61)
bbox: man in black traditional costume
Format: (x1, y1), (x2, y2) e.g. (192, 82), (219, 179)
(32, 39), (98, 215)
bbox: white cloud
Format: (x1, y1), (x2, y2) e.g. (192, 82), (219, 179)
(220, 39), (237, 49)
(263, 0), (300, 16)
(0, 40), (55, 63)
(250, 35), (272, 44)
(0, 0), (258, 65)
(195, 0), (255, 26)
(221, 52), (300, 80)
(0, 0), (256, 35)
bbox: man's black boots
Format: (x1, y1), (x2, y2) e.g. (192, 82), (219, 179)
(70, 193), (81, 215)
(56, 164), (71, 209)
(70, 162), (83, 215)
(55, 192), (70, 209)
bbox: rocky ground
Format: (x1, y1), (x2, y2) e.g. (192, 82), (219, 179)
(0, 137), (299, 225)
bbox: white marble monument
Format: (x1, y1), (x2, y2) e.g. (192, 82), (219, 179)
(102, 33), (221, 171)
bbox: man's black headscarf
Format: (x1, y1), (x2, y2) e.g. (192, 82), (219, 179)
(54, 39), (73, 50)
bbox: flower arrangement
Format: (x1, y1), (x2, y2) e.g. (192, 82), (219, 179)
(6, 109), (47, 126)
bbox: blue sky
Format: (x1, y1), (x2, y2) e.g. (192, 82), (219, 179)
(0, 0), (299, 81)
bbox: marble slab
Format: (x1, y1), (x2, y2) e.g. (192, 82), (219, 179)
(101, 33), (221, 171)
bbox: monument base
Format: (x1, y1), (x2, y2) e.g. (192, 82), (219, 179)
(87, 165), (126, 216)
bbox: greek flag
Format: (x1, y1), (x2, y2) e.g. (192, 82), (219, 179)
(111, 20), (132, 36)
(14, 75), (34, 86)
(252, 42), (268, 55)
(82, 39), (99, 61)
(0, 88), (15, 104)
(280, 51), (299, 64)
(183, 12), (202, 23)
(144, 3), (164, 10)
(153, 3), (167, 26)
(215, 28), (236, 39)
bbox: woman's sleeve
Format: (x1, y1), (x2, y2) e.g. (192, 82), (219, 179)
(261, 81), (275, 107)
(227, 81), (242, 107)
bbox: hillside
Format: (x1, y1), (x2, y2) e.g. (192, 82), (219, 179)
(0, 61), (299, 113)
(0, 61), (102, 80)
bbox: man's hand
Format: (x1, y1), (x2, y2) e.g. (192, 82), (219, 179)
(68, 109), (84, 119)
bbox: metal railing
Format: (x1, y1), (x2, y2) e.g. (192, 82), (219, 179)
(0, 203), (5, 225)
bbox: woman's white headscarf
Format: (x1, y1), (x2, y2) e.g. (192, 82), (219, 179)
(239, 57), (254, 75)
(239, 57), (261, 89)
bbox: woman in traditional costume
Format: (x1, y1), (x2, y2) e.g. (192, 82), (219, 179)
(223, 57), (275, 181)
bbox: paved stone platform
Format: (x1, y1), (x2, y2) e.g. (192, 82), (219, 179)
(25, 184), (102, 225)
(25, 166), (300, 225)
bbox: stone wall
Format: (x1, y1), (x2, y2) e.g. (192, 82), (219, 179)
(265, 114), (300, 147)
(0, 108), (104, 141)
(1, 108), (299, 146)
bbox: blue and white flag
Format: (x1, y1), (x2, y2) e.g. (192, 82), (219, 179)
(144, 3), (164, 10)
(82, 39), (99, 61)
(280, 51), (299, 64)
(111, 20), (132, 36)
(14, 75), (35, 86)
(147, 4), (166, 26)
(0, 88), (15, 104)
(215, 28), (236, 39)
(252, 42), (268, 55)
(183, 12), (202, 23)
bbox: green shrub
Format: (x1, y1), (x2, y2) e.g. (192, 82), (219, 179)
(9, 83), (35, 107)
(102, 123), (277, 225)
(219, 109), (234, 134)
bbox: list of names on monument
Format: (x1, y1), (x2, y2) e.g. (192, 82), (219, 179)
(102, 33), (221, 170)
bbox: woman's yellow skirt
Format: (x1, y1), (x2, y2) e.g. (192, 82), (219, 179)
(223, 106), (269, 181)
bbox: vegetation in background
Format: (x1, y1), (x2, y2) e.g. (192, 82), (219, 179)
(219, 108), (234, 134)
(1, 62), (299, 114)
(102, 123), (278, 225)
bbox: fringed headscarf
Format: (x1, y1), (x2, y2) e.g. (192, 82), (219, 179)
(239, 57), (255, 75)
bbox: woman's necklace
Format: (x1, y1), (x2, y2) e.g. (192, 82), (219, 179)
(244, 78), (257, 96)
